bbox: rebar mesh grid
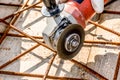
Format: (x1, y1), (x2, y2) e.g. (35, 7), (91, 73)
(0, 0), (120, 80)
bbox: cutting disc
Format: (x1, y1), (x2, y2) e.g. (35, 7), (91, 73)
(57, 24), (85, 60)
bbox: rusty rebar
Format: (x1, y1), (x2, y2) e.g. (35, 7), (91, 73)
(84, 40), (120, 45)
(70, 59), (108, 80)
(0, 44), (40, 69)
(0, 2), (23, 7)
(103, 10), (120, 15)
(113, 52), (120, 80)
(0, 0), (42, 22)
(105, 0), (117, 7)
(1, 19), (110, 80)
(43, 54), (57, 80)
(0, 2), (42, 8)
(88, 20), (120, 36)
(1, 19), (56, 53)
(0, 32), (43, 39)
(0, 0), (30, 44)
(0, 70), (84, 80)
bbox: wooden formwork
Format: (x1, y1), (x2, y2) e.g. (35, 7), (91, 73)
(0, 0), (120, 80)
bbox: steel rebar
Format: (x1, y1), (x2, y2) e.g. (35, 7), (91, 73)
(0, 0), (42, 22)
(84, 40), (120, 45)
(0, 0), (30, 44)
(70, 59), (108, 80)
(0, 2), (42, 8)
(0, 44), (40, 69)
(113, 52), (120, 80)
(0, 32), (43, 39)
(43, 54), (57, 80)
(105, 0), (117, 7)
(0, 70), (84, 80)
(1, 19), (112, 80)
(88, 20), (120, 36)
(103, 10), (120, 15)
(1, 19), (56, 53)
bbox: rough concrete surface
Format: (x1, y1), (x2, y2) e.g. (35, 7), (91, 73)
(0, 0), (120, 80)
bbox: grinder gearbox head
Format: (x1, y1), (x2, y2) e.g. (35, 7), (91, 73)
(42, 16), (85, 60)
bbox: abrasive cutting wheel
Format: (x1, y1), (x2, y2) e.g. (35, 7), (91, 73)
(57, 24), (85, 59)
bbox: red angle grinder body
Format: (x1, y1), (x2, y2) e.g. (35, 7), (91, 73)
(64, 0), (108, 28)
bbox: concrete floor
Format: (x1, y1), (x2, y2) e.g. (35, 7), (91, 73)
(0, 0), (120, 80)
